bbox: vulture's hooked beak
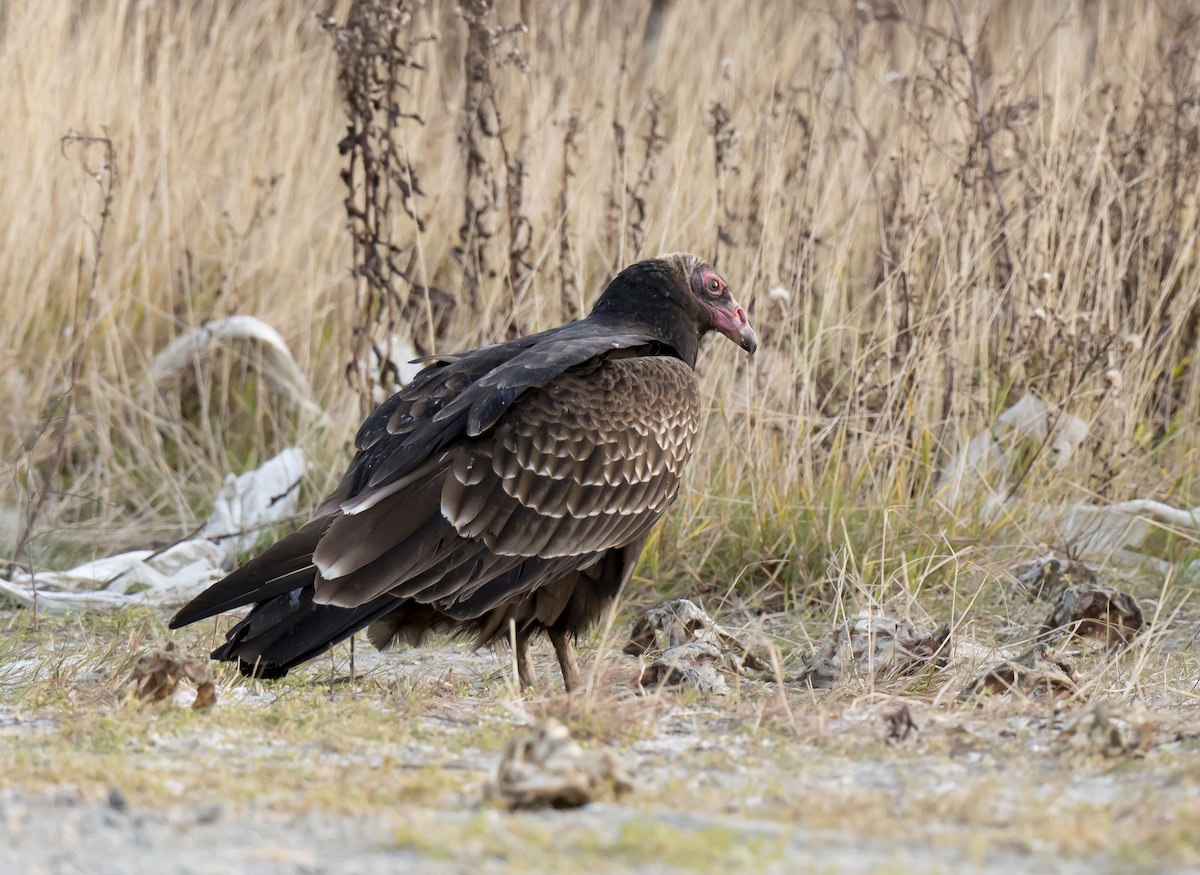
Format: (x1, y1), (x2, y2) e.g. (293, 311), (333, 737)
(735, 321), (758, 356)
(711, 297), (758, 356)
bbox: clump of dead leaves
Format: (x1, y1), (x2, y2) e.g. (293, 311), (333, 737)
(1010, 550), (1098, 600)
(801, 609), (950, 689)
(959, 644), (1077, 700)
(1057, 699), (1154, 758)
(127, 642), (216, 709)
(485, 718), (633, 810)
(1043, 583), (1144, 648)
(1007, 554), (1144, 650)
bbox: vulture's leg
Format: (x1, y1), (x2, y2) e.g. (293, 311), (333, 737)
(515, 629), (537, 690)
(549, 628), (582, 692)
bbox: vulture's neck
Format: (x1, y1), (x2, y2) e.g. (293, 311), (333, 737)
(588, 282), (701, 367)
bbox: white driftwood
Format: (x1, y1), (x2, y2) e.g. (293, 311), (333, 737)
(937, 393), (1200, 563)
(150, 315), (326, 422)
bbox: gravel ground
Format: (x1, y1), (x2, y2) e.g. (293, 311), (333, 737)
(0, 787), (1122, 875)
(3, 622), (1198, 874)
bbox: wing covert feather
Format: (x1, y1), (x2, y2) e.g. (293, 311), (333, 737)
(441, 355), (700, 559)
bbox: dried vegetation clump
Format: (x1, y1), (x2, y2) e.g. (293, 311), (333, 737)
(486, 718), (633, 809)
(800, 609), (950, 689)
(1042, 582), (1146, 648)
(127, 642), (216, 709)
(1009, 551), (1099, 601)
(626, 599), (772, 691)
(960, 643), (1078, 701)
(1056, 698), (1155, 758)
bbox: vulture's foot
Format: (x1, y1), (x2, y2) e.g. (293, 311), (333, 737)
(516, 631), (538, 690)
(550, 629), (583, 692)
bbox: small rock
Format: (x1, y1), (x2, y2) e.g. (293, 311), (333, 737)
(485, 719), (633, 810)
(106, 787), (128, 813)
(195, 803), (223, 825)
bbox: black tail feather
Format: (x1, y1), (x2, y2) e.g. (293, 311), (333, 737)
(169, 517), (330, 628)
(211, 583), (396, 678)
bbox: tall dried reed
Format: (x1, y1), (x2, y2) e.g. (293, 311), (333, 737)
(3, 1), (1199, 610)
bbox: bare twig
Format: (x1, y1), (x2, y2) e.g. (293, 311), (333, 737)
(7, 131), (117, 579)
(947, 1), (1016, 292)
(556, 111), (581, 321)
(710, 101), (737, 269)
(321, 2), (440, 415)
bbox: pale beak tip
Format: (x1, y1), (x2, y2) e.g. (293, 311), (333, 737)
(740, 324), (758, 356)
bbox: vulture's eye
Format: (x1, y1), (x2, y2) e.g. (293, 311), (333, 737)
(707, 277), (721, 294)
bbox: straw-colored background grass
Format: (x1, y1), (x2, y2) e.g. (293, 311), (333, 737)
(2, 0), (1200, 616)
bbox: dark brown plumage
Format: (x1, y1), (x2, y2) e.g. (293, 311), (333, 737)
(170, 253), (756, 689)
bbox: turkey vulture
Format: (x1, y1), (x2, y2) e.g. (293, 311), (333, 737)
(170, 253), (756, 690)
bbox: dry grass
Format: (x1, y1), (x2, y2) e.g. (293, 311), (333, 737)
(4, 0), (1200, 591)
(1, 0), (1200, 867)
(0, 5), (1191, 530)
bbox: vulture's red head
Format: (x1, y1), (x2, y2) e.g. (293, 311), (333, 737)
(683, 258), (757, 356)
(590, 253), (757, 366)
